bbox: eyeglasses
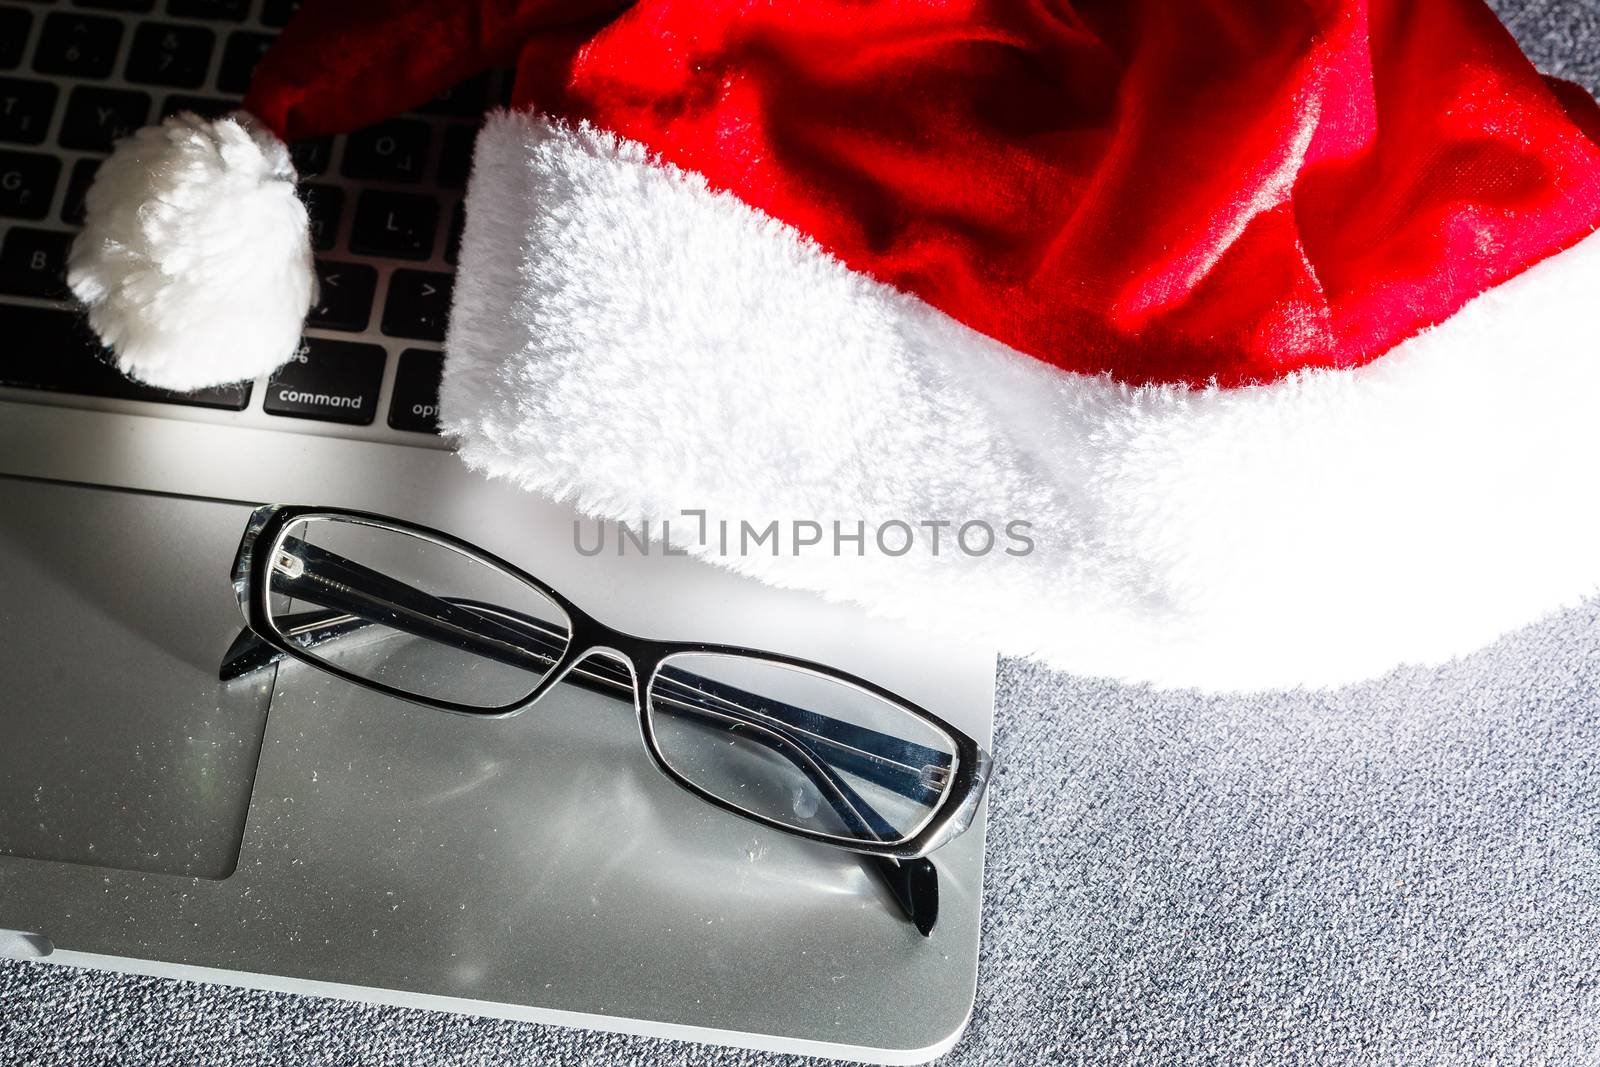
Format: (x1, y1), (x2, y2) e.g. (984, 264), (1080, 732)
(222, 505), (991, 935)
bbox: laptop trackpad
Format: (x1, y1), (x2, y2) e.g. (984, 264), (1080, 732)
(0, 478), (266, 879)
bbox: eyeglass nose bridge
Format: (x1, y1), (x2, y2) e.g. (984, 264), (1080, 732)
(516, 615), (663, 713)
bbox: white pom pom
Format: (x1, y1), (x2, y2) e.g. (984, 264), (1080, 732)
(68, 111), (314, 392)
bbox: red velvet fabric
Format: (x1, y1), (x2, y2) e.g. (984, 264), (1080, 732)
(251, 0), (1600, 387)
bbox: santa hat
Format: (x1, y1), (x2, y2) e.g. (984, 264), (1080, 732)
(68, 0), (1600, 691)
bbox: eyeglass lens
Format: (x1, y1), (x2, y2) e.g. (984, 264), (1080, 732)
(259, 515), (959, 846)
(648, 653), (958, 844)
(265, 516), (572, 710)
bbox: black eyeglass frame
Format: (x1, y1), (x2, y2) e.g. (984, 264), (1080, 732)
(231, 504), (991, 864)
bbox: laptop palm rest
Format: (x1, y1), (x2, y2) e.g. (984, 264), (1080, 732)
(0, 480), (266, 878)
(0, 475), (985, 1061)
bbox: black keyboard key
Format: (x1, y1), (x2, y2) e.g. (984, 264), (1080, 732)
(342, 118), (429, 183)
(258, 0), (297, 27)
(437, 124), (473, 189)
(0, 303), (252, 409)
(33, 13), (122, 78)
(74, 0), (156, 11)
(58, 85), (148, 151)
(288, 134), (328, 176)
(305, 259), (373, 331)
(161, 92), (236, 120)
(0, 77), (57, 144)
(388, 348), (442, 433)
(350, 190), (437, 260)
(416, 73), (488, 118)
(381, 269), (451, 342)
(125, 21), (213, 88)
(0, 9), (33, 69)
(264, 337), (384, 425)
(60, 155), (96, 223)
(215, 29), (269, 93)
(167, 0), (247, 20)
(0, 225), (71, 297)
(0, 148), (59, 218)
(444, 200), (463, 265)
(299, 181), (340, 250)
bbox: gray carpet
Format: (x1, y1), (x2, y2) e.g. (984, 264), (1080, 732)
(5, 3), (1600, 1063)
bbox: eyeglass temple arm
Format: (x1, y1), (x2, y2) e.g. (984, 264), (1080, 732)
(226, 541), (952, 800)
(222, 608), (939, 934)
(243, 539), (950, 803)
(224, 613), (944, 806)
(260, 539), (948, 799)
(224, 544), (942, 933)
(649, 667), (940, 934)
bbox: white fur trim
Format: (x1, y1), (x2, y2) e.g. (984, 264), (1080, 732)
(441, 111), (1600, 691)
(68, 112), (314, 391)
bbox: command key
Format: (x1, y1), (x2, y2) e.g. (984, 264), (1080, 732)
(265, 338), (385, 426)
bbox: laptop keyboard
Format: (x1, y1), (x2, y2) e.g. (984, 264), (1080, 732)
(0, 0), (496, 442)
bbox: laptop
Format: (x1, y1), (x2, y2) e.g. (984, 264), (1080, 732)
(0, 3), (996, 1063)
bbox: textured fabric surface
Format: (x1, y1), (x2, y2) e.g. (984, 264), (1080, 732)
(503, 0), (1600, 387)
(67, 113), (314, 392)
(7, 595), (1600, 1065)
(5, 1), (1600, 1063)
(422, 0), (1600, 692)
(442, 114), (1600, 689)
(252, 0), (1600, 388)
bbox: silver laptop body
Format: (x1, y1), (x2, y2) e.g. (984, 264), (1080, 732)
(0, 4), (995, 1062)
